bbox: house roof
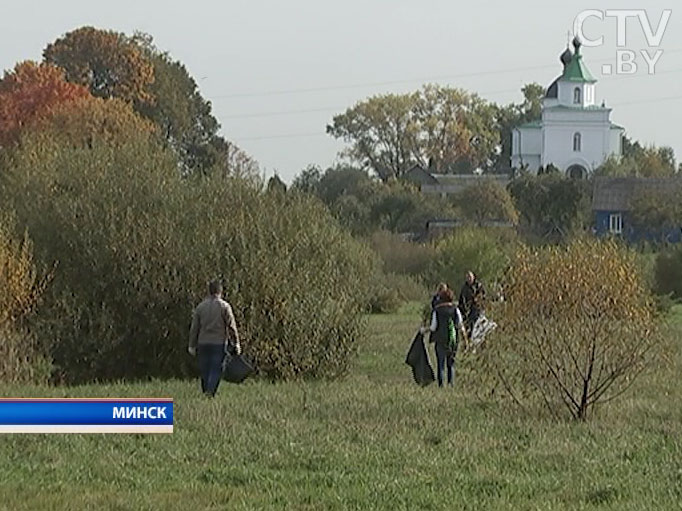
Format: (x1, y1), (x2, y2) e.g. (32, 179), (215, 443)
(403, 165), (439, 185)
(592, 177), (682, 211)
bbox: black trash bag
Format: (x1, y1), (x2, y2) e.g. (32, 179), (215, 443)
(405, 331), (435, 386)
(222, 347), (254, 384)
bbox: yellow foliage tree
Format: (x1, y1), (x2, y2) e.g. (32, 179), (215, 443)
(0, 217), (52, 383)
(478, 239), (660, 420)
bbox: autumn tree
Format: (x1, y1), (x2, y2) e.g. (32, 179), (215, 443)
(0, 61), (90, 146)
(44, 28), (259, 179)
(43, 26), (154, 106)
(327, 85), (500, 180)
(327, 92), (419, 180)
(477, 240), (660, 421)
(0, 215), (53, 383)
(31, 96), (157, 149)
(414, 84), (498, 173)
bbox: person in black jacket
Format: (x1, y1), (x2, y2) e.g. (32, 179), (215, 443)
(421, 288), (466, 387)
(458, 271), (486, 337)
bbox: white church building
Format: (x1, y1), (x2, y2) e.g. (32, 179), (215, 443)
(511, 37), (625, 178)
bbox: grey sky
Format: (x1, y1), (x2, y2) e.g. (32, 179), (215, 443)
(2, 1), (680, 182)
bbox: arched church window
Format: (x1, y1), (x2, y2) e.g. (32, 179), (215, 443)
(574, 87), (581, 104)
(573, 132), (582, 152)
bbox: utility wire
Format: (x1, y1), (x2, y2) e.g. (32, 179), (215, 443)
(211, 49), (682, 100)
(231, 94), (682, 142)
(215, 67), (682, 120)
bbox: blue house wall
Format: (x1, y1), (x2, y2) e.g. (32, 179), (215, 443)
(595, 210), (682, 244)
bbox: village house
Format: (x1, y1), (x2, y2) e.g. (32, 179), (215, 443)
(592, 177), (682, 243)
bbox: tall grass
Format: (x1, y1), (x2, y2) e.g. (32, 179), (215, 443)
(0, 306), (680, 510)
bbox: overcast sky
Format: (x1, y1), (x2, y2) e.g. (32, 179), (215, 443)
(2, 0), (680, 182)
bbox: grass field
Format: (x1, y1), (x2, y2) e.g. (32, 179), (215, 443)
(0, 304), (681, 510)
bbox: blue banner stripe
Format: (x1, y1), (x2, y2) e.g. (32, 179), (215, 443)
(0, 401), (173, 425)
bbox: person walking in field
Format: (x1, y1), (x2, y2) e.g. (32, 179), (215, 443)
(458, 271), (486, 338)
(431, 282), (448, 310)
(421, 287), (466, 387)
(188, 280), (241, 397)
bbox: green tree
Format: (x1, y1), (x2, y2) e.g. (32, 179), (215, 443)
(456, 180), (519, 225)
(597, 137), (677, 177)
(316, 165), (376, 205)
(508, 173), (591, 240)
(428, 227), (515, 293)
(291, 164), (322, 195)
(493, 83), (544, 172)
(134, 34), (259, 179)
(630, 183), (682, 235)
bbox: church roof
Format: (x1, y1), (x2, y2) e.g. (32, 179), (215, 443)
(546, 38), (596, 96)
(546, 104), (609, 111)
(545, 77), (560, 98)
(562, 54), (597, 82)
(561, 39), (596, 83)
(517, 120), (542, 129)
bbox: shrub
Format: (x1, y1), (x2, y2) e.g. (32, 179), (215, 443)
(654, 246), (682, 301)
(369, 273), (427, 314)
(1, 112), (376, 382)
(428, 227), (516, 295)
(476, 239), (660, 421)
(455, 180), (519, 225)
(368, 231), (435, 278)
(0, 215), (52, 383)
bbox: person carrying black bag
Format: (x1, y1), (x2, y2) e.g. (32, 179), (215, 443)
(188, 280), (242, 397)
(421, 287), (466, 388)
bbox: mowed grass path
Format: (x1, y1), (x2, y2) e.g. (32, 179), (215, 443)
(0, 305), (681, 510)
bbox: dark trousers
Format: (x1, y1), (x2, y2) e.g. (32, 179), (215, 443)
(465, 307), (481, 337)
(435, 342), (455, 387)
(198, 344), (225, 396)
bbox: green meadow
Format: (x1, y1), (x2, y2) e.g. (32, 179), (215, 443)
(0, 305), (680, 510)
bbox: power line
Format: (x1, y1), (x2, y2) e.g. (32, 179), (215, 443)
(217, 67), (682, 121)
(210, 49), (682, 100)
(231, 94), (682, 142)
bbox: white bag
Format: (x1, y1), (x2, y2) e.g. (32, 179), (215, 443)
(471, 314), (497, 347)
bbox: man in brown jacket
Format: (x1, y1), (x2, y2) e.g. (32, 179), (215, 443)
(188, 280), (241, 397)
